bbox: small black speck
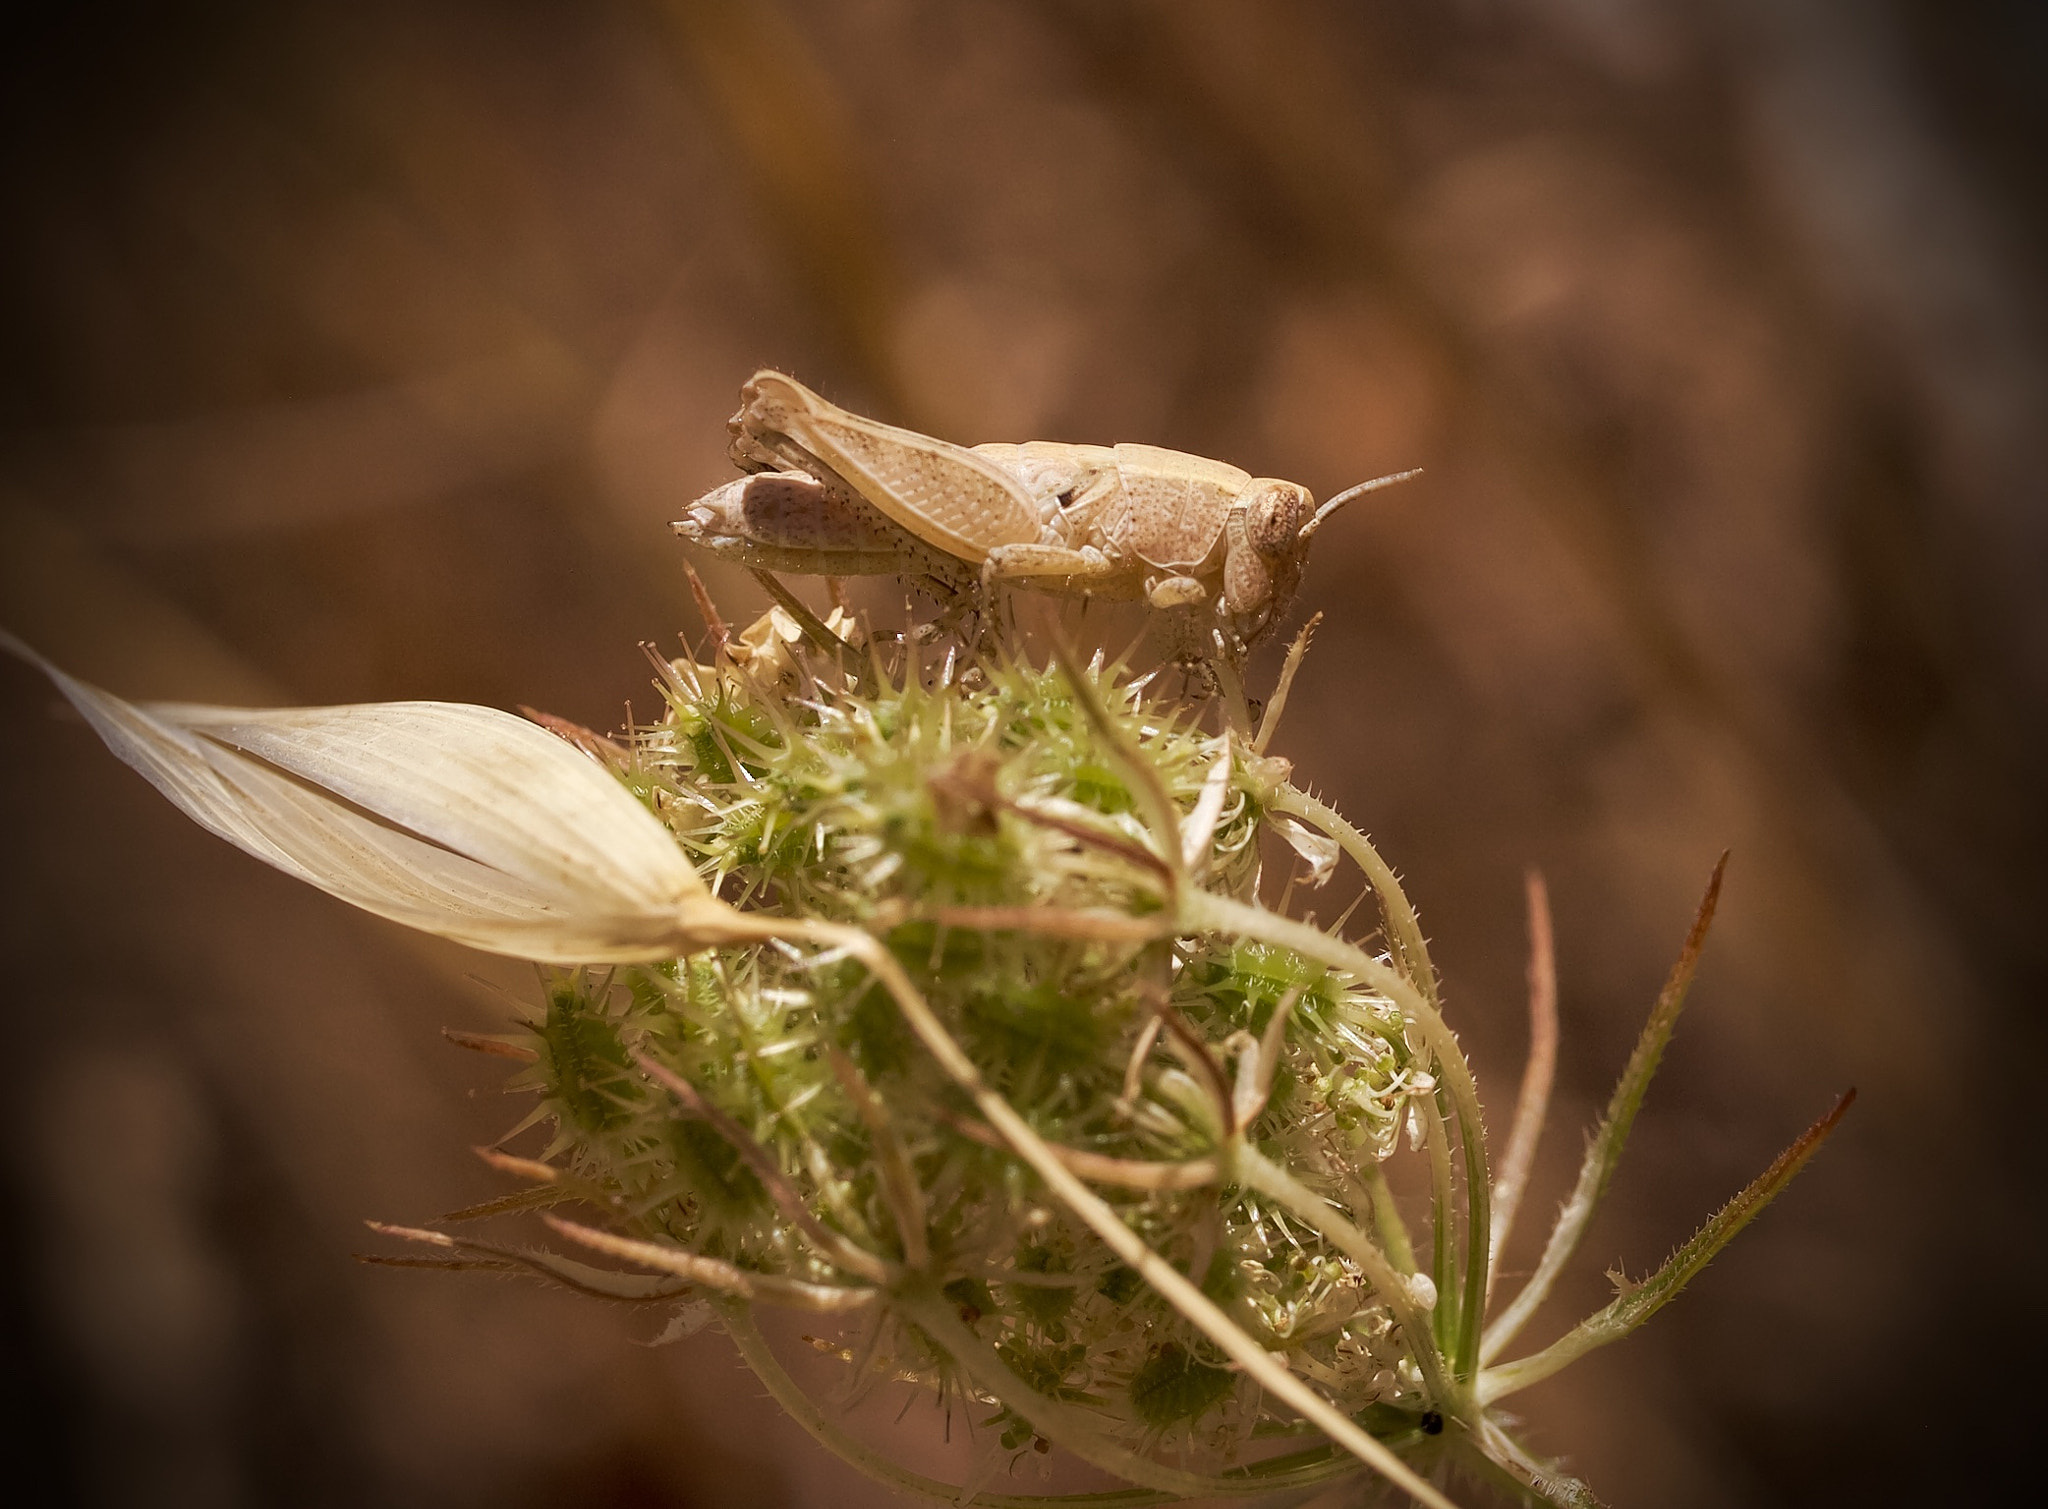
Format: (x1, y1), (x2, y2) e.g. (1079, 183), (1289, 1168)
(1420, 1410), (1444, 1435)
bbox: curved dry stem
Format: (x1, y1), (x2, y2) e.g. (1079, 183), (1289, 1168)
(948, 1113), (1223, 1191)
(363, 1221), (690, 1304)
(544, 1216), (879, 1312)
(1196, 796), (1496, 1375)
(1116, 1013), (1166, 1115)
(1490, 869), (1559, 1284)
(1150, 995), (1236, 1133)
(997, 793), (1175, 885)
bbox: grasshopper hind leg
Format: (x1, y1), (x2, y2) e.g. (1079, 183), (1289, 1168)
(676, 471), (980, 596)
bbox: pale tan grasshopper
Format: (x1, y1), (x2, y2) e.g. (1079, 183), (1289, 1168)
(673, 370), (1415, 658)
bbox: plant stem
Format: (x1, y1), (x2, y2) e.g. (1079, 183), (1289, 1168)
(1267, 786), (1438, 1014)
(1358, 1165), (1418, 1277)
(1489, 869), (1559, 1286)
(1481, 1090), (1853, 1405)
(1417, 1081), (1459, 1357)
(1480, 858), (1724, 1366)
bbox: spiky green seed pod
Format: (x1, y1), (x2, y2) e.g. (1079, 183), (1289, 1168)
(520, 631), (1427, 1456)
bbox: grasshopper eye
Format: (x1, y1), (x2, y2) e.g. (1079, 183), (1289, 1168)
(1246, 482), (1312, 556)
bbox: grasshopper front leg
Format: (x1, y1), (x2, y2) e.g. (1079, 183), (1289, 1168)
(731, 372), (1050, 565)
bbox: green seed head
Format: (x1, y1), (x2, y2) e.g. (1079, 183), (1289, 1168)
(515, 629), (1425, 1450)
(8, 590), (1844, 1508)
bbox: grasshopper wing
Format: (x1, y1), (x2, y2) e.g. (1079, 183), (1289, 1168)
(732, 371), (1045, 564)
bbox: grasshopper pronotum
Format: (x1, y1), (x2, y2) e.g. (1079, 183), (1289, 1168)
(675, 371), (1416, 658)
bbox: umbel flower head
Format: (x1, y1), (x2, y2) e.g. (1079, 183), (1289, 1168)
(3, 610), (1849, 1509)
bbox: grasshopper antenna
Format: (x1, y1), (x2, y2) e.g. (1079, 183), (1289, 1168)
(1300, 468), (1423, 539)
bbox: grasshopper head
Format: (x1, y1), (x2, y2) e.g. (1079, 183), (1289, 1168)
(1232, 469), (1421, 648)
(1245, 479), (1314, 559)
(1221, 480), (1318, 648)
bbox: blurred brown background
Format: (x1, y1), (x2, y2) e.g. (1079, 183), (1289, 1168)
(2, 1), (2043, 1505)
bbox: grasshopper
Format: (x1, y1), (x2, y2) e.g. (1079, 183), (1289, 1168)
(673, 370), (1415, 658)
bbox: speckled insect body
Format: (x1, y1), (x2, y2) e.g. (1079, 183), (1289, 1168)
(674, 370), (1415, 659)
